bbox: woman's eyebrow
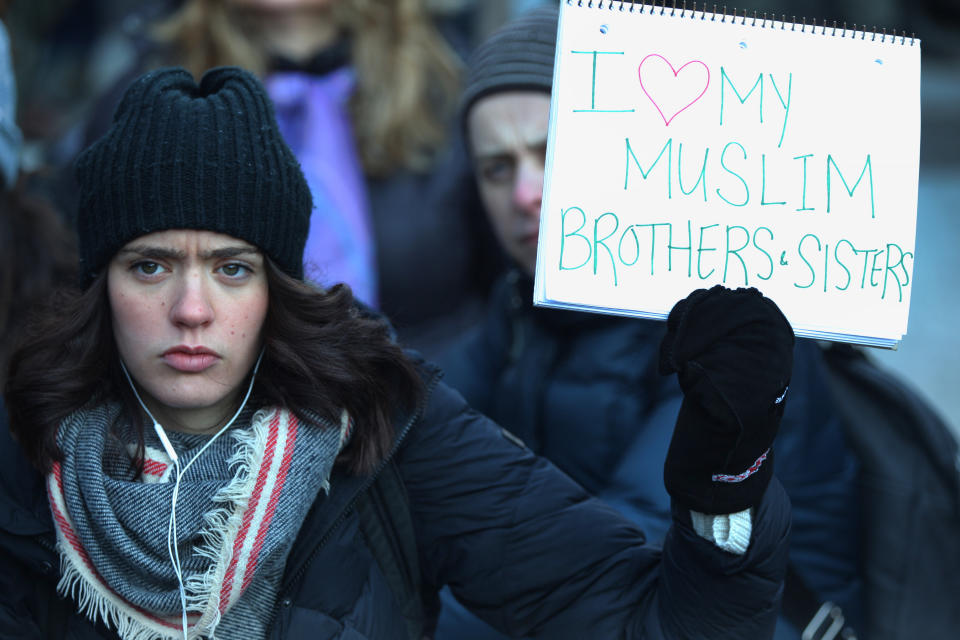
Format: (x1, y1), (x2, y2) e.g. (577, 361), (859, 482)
(200, 246), (261, 260)
(114, 245), (260, 260)
(115, 246), (186, 260)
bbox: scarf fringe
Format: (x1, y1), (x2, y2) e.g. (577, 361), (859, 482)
(184, 408), (277, 636)
(56, 554), (187, 640)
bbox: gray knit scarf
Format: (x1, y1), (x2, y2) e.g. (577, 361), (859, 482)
(47, 402), (350, 640)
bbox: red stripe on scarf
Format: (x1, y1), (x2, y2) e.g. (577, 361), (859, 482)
(49, 462), (181, 629)
(240, 415), (299, 595)
(219, 410), (285, 609)
(50, 462), (92, 565)
(143, 459), (168, 477)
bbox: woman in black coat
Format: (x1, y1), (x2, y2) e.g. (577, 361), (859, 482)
(2, 66), (793, 640)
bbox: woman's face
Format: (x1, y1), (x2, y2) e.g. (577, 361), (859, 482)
(107, 230), (269, 433)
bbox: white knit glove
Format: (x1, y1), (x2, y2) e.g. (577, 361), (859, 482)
(689, 508), (753, 555)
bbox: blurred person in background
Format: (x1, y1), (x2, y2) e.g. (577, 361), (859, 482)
(0, 17), (76, 391)
(0, 8), (16, 185)
(78, 0), (501, 358)
(435, 7), (863, 640)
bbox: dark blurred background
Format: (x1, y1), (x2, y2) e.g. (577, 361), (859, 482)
(4, 0), (959, 435)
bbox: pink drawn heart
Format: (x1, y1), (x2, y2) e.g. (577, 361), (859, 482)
(638, 54), (711, 126)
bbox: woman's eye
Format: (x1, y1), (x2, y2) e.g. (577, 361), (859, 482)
(219, 263), (250, 278)
(133, 261), (163, 276)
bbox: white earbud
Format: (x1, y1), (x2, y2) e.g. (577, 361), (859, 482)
(153, 421), (179, 464)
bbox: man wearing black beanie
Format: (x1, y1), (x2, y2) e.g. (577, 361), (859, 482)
(436, 6), (862, 640)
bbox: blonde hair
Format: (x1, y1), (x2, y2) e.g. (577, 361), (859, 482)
(154, 0), (462, 176)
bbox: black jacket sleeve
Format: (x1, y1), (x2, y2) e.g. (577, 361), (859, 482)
(0, 548), (47, 640)
(397, 380), (791, 639)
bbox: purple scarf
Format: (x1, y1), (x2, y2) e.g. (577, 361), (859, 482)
(267, 69), (378, 306)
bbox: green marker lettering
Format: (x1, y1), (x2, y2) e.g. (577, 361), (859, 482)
(823, 242), (830, 292)
(634, 223), (670, 275)
(720, 67), (763, 126)
(560, 206), (591, 271)
(697, 223), (719, 279)
(716, 141), (749, 207)
(593, 212), (620, 286)
(618, 225), (641, 268)
(869, 250), (883, 288)
(625, 137), (673, 198)
(769, 73), (792, 148)
(753, 227), (775, 280)
(854, 248), (880, 288)
(882, 243), (910, 301)
(827, 154), (876, 218)
(793, 154), (815, 212)
(834, 239), (854, 291)
(723, 225), (751, 285)
(668, 220), (692, 276)
(570, 51), (636, 113)
(678, 143), (709, 202)
(761, 154), (786, 206)
(794, 233), (821, 289)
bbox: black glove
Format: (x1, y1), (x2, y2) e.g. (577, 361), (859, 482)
(659, 285), (794, 515)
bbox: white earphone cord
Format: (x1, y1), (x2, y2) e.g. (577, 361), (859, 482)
(119, 351), (264, 640)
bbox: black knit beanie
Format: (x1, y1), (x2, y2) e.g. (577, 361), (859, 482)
(460, 5), (559, 134)
(75, 66), (312, 285)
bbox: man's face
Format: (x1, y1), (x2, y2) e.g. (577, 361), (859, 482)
(468, 91), (551, 278)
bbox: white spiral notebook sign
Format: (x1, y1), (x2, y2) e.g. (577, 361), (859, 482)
(534, 1), (921, 348)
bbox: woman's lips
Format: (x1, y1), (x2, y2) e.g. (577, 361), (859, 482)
(162, 348), (220, 373)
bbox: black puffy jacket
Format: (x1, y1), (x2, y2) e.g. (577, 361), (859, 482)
(0, 363), (790, 639)
(436, 271), (862, 639)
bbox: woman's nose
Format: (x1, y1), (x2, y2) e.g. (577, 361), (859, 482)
(169, 273), (214, 328)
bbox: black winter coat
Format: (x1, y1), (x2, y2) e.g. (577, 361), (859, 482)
(0, 365), (791, 639)
(436, 272), (861, 639)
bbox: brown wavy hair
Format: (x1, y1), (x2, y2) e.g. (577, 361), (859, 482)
(0, 181), (78, 388)
(152, 0), (462, 177)
(4, 258), (424, 475)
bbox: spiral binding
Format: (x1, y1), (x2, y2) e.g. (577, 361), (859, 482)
(568, 0), (916, 45)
